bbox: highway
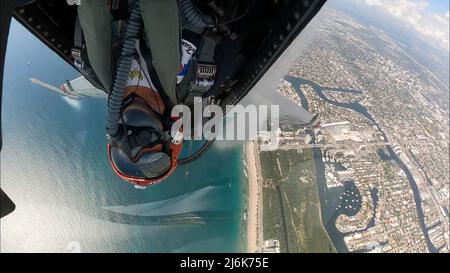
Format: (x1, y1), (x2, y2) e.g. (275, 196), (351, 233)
(277, 139), (449, 150)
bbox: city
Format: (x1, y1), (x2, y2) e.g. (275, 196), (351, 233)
(248, 8), (449, 253)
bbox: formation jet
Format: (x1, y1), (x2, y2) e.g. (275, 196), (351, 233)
(30, 76), (107, 99)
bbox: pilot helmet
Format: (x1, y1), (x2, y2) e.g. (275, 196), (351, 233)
(107, 89), (183, 187)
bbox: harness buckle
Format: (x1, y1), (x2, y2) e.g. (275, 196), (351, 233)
(196, 63), (216, 79)
(170, 129), (183, 145)
(71, 48), (84, 69)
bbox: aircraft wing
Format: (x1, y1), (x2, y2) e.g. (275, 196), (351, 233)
(30, 77), (79, 98)
(61, 76), (107, 99)
(0, 188), (16, 218)
(242, 84), (319, 128)
(30, 76), (107, 99)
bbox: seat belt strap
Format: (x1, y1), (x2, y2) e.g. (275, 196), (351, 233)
(77, 0), (113, 91)
(140, 0), (181, 105)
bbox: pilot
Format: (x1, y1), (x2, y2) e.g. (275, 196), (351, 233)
(77, 0), (204, 187)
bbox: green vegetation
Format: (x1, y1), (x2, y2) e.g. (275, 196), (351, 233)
(260, 149), (335, 253)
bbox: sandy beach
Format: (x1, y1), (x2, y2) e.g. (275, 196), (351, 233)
(245, 141), (262, 253)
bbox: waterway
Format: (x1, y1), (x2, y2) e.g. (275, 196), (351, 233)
(286, 75), (437, 253)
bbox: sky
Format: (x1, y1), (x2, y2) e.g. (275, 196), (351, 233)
(331, 0), (450, 51)
(427, 0), (449, 14)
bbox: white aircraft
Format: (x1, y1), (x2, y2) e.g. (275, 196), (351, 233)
(30, 76), (107, 100)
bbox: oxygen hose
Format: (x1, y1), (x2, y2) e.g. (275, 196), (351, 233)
(179, 0), (213, 28)
(106, 3), (142, 139)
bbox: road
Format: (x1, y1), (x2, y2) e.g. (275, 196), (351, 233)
(276, 139), (448, 150)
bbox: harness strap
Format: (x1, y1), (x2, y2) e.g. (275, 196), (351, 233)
(140, 0), (181, 106)
(138, 38), (179, 134)
(77, 0), (113, 91)
(73, 16), (83, 50)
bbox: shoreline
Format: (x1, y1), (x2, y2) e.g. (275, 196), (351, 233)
(245, 141), (262, 253)
(310, 148), (339, 253)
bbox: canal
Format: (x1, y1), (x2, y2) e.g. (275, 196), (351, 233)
(286, 75), (437, 253)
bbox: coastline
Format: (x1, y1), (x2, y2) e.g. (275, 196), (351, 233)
(245, 141), (262, 253)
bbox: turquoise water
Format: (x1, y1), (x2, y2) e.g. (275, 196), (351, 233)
(1, 20), (245, 253)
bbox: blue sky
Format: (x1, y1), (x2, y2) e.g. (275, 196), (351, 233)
(330, 0), (450, 51)
(427, 0), (449, 13)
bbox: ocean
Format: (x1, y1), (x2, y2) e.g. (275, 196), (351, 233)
(1, 20), (246, 253)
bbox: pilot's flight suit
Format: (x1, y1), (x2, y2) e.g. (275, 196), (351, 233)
(77, 0), (181, 105)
